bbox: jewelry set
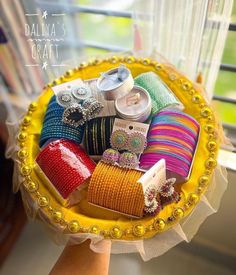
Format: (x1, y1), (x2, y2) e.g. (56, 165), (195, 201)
(101, 129), (147, 169)
(56, 82), (104, 127)
(37, 64), (197, 217)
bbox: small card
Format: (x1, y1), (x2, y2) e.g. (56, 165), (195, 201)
(137, 159), (166, 192)
(112, 118), (150, 137)
(51, 78), (84, 95)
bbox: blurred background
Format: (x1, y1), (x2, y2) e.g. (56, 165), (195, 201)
(0, 0), (236, 274)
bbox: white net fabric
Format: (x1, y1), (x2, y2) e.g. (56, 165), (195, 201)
(6, 109), (228, 260)
(4, 51), (229, 261)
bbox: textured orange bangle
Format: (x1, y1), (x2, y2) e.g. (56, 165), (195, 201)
(88, 162), (144, 217)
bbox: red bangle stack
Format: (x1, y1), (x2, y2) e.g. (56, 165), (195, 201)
(36, 139), (96, 199)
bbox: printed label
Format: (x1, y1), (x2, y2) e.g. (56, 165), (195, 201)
(112, 118), (150, 136)
(137, 159), (166, 192)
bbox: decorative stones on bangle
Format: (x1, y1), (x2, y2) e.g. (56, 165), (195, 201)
(62, 98), (104, 127)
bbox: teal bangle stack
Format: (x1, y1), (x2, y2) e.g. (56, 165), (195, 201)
(39, 95), (84, 147)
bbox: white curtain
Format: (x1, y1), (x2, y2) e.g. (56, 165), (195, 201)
(132, 0), (233, 99)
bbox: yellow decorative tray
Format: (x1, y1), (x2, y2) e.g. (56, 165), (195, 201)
(17, 56), (219, 241)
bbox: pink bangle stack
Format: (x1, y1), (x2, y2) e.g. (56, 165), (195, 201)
(140, 110), (199, 181)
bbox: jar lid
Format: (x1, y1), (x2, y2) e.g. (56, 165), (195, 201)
(115, 86), (151, 122)
(97, 65), (134, 101)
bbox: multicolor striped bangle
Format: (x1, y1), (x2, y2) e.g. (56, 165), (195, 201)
(39, 96), (84, 147)
(140, 109), (199, 181)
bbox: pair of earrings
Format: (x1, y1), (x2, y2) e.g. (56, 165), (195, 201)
(56, 83), (103, 127)
(110, 129), (147, 154)
(101, 148), (139, 169)
(101, 129), (146, 169)
(62, 98), (103, 128)
(56, 84), (92, 107)
(143, 178), (176, 215)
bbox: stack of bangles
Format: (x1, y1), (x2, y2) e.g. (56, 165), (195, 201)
(39, 96), (84, 148)
(134, 72), (183, 115)
(88, 162), (146, 217)
(140, 109), (199, 180)
(36, 139), (96, 206)
(84, 116), (115, 155)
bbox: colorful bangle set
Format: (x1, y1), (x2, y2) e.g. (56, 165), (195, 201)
(134, 72), (183, 115)
(140, 110), (199, 180)
(39, 96), (84, 147)
(36, 139), (96, 200)
(87, 162), (145, 217)
(84, 116), (115, 155)
(36, 62), (201, 219)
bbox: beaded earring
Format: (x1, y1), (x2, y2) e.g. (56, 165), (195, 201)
(56, 90), (76, 107)
(119, 152), (139, 169)
(83, 97), (104, 120)
(101, 149), (139, 169)
(101, 148), (120, 165)
(62, 98), (104, 128)
(62, 103), (87, 127)
(110, 129), (129, 150)
(160, 178), (180, 206)
(160, 178), (176, 197)
(71, 84), (92, 101)
(127, 132), (147, 154)
(143, 184), (160, 215)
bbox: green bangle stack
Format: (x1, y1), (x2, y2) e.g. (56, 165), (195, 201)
(134, 72), (183, 115)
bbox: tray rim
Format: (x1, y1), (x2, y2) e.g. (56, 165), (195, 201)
(16, 55), (219, 241)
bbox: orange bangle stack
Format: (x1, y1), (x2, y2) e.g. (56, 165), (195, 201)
(88, 162), (144, 217)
